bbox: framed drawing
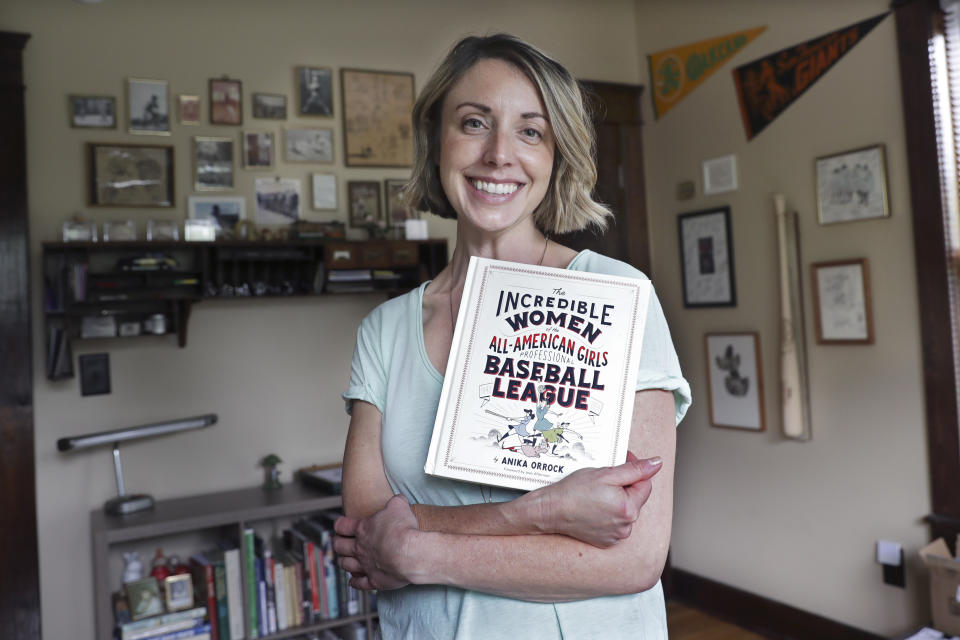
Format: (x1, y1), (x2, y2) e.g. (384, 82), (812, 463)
(815, 144), (889, 225)
(255, 177), (301, 224)
(252, 92), (287, 119)
(209, 77), (242, 125)
(124, 577), (164, 620)
(188, 195), (245, 236)
(126, 78), (169, 134)
(705, 332), (765, 431)
(69, 95), (116, 129)
(702, 154), (737, 195)
(296, 66), (333, 116)
(341, 69), (415, 167)
(311, 173), (337, 210)
(284, 127), (333, 163)
(384, 178), (416, 224)
(243, 131), (275, 169)
(193, 136), (234, 190)
(178, 95), (200, 125)
(88, 142), (174, 207)
(811, 258), (874, 344)
(677, 206), (736, 307)
(347, 180), (382, 227)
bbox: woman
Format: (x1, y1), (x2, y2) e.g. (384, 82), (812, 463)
(335, 34), (691, 639)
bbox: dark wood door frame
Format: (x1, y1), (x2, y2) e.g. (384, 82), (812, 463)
(0, 30), (41, 640)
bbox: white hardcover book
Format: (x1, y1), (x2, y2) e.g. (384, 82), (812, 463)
(424, 256), (651, 492)
(273, 561), (288, 631)
(223, 548), (245, 640)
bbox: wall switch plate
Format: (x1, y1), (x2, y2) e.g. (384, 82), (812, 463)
(877, 540), (905, 588)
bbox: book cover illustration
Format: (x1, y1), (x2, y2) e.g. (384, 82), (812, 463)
(425, 257), (651, 492)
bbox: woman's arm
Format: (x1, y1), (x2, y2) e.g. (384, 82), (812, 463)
(335, 389), (677, 601)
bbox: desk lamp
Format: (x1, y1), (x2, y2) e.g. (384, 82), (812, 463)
(57, 414), (218, 515)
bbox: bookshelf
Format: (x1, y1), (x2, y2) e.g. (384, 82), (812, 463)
(42, 238), (448, 380)
(91, 483), (376, 640)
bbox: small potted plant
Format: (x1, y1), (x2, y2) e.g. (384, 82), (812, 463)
(260, 453), (283, 490)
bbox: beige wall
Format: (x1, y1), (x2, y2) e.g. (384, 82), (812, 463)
(0, 1), (644, 639)
(635, 0), (930, 635)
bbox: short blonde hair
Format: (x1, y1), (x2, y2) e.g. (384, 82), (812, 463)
(404, 34), (611, 234)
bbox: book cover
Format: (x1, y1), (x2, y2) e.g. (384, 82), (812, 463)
(222, 548), (245, 640)
(120, 607), (206, 640)
(188, 553), (219, 640)
(273, 560), (288, 631)
(242, 529), (259, 638)
(212, 560), (231, 640)
(424, 256), (651, 492)
(263, 549), (277, 634)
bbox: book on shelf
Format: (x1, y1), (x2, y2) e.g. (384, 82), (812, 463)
(309, 511), (361, 616)
(296, 464), (342, 494)
(327, 269), (372, 282)
(119, 607), (206, 640)
(263, 548), (278, 634)
(222, 547), (245, 640)
(139, 622), (211, 640)
(424, 256), (652, 492)
(242, 529), (260, 638)
(188, 552), (220, 640)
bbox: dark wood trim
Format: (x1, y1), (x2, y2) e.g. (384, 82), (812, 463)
(0, 30), (40, 640)
(895, 0), (960, 524)
(667, 568), (883, 640)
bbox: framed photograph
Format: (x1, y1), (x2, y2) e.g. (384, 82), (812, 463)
(705, 333), (765, 431)
(702, 154), (737, 195)
(68, 95), (116, 129)
(102, 220), (136, 241)
(252, 92), (287, 119)
(62, 220), (98, 242)
(243, 131), (275, 169)
(209, 77), (242, 125)
(88, 142), (174, 207)
(124, 577), (164, 620)
(284, 127), (333, 164)
(255, 177), (301, 224)
(384, 178), (416, 224)
(815, 144), (890, 225)
(146, 219), (179, 241)
(296, 66), (333, 116)
(127, 78), (169, 134)
(194, 136), (234, 190)
(811, 258), (874, 344)
(163, 574), (194, 612)
(677, 206), (736, 307)
(188, 195), (245, 235)
(178, 94), (200, 125)
(341, 69), (415, 167)
(311, 173), (337, 210)
(347, 180), (382, 227)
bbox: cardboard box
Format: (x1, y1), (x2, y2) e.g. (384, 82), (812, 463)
(920, 538), (960, 635)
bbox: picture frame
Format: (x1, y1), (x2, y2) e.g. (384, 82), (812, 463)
(347, 180), (382, 227)
(102, 220), (136, 242)
(705, 332), (765, 431)
(296, 66), (333, 116)
(124, 576), (164, 620)
(677, 206), (736, 307)
(311, 173), (337, 211)
(252, 92), (287, 120)
(163, 574), (194, 612)
(127, 78), (170, 135)
(384, 178), (416, 224)
(341, 68), (415, 167)
(702, 154), (737, 195)
(284, 127), (334, 164)
(811, 258), (874, 344)
(87, 142), (174, 207)
(68, 95), (116, 129)
(815, 144), (890, 225)
(146, 219), (179, 241)
(188, 195), (245, 236)
(243, 131), (275, 169)
(193, 136), (235, 190)
(209, 77), (242, 125)
(255, 177), (301, 224)
(178, 94), (201, 125)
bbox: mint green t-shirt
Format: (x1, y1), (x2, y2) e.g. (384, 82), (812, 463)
(343, 250), (691, 640)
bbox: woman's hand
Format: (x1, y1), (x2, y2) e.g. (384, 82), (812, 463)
(518, 451), (663, 548)
(333, 494), (421, 591)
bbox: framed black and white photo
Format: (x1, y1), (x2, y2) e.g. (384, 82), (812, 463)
(284, 127), (333, 163)
(188, 195), (245, 236)
(678, 206), (736, 307)
(243, 131), (275, 169)
(252, 92), (287, 119)
(69, 95), (116, 129)
(311, 173), (337, 211)
(88, 142), (174, 207)
(815, 144), (889, 225)
(296, 66), (333, 116)
(126, 78), (169, 134)
(255, 177), (301, 224)
(347, 180), (382, 227)
(384, 178), (416, 224)
(209, 77), (242, 125)
(125, 577), (164, 620)
(705, 332), (765, 431)
(811, 258), (874, 344)
(193, 136), (234, 190)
